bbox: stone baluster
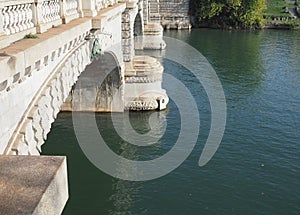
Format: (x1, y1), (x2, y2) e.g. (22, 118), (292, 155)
(40, 1), (47, 23)
(94, 0), (119, 12)
(65, 0), (71, 15)
(34, 0), (62, 33)
(95, 0), (103, 11)
(8, 6), (16, 34)
(25, 4), (34, 29)
(66, 0), (77, 16)
(61, 0), (81, 23)
(2, 6), (10, 35)
(48, 1), (53, 21)
(47, 1), (52, 22)
(1, 3), (35, 36)
(105, 0), (109, 8)
(14, 4), (21, 33)
(54, 0), (61, 20)
(0, 4), (4, 36)
(77, 0), (83, 17)
(19, 4), (25, 31)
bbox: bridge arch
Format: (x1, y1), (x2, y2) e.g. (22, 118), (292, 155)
(134, 13), (143, 37)
(4, 38), (123, 155)
(62, 51), (124, 112)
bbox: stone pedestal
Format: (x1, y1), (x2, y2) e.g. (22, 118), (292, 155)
(0, 156), (68, 215)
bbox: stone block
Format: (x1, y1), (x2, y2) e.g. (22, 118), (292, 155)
(0, 156), (68, 215)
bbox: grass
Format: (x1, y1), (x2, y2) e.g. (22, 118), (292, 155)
(263, 0), (300, 29)
(264, 0), (290, 17)
(24, 33), (39, 39)
(264, 0), (289, 16)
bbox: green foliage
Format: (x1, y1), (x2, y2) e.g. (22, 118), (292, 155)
(24, 33), (38, 39)
(263, 0), (289, 17)
(263, 0), (300, 29)
(190, 0), (267, 29)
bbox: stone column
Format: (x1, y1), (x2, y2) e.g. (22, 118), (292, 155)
(81, 0), (97, 17)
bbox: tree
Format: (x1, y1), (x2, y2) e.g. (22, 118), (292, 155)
(189, 0), (267, 28)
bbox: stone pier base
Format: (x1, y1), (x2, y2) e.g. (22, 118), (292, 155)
(124, 56), (169, 111)
(143, 23), (166, 50)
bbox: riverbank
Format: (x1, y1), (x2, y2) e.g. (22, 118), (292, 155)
(264, 18), (300, 29)
(189, 0), (300, 30)
(189, 19), (300, 30)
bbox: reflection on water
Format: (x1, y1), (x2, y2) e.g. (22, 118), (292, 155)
(112, 111), (167, 147)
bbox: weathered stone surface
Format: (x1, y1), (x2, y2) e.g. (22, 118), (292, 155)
(124, 56), (169, 111)
(159, 0), (191, 29)
(61, 52), (124, 112)
(0, 156), (68, 215)
(0, 17), (93, 154)
(143, 22), (166, 50)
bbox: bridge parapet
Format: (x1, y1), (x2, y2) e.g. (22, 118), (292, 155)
(0, 0), (82, 48)
(0, 0), (128, 49)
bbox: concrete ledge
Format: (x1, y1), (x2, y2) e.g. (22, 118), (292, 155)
(0, 156), (68, 215)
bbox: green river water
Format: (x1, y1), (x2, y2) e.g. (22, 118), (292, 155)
(43, 29), (300, 215)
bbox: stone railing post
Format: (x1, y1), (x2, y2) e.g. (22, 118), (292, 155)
(61, 0), (66, 22)
(81, 0), (97, 17)
(33, 0), (45, 32)
(77, 0), (84, 17)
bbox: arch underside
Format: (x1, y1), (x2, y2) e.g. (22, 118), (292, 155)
(62, 52), (124, 112)
(5, 37), (126, 155)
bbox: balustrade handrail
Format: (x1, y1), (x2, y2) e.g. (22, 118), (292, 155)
(0, 0), (34, 6)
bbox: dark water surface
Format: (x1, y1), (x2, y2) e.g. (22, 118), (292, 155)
(43, 29), (300, 214)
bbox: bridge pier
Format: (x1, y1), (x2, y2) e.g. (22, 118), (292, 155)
(124, 56), (168, 111)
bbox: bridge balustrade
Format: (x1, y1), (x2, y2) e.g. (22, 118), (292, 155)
(0, 0), (125, 49)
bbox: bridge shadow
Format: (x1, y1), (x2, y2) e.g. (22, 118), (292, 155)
(62, 52), (123, 112)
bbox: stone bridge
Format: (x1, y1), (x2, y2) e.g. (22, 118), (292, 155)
(0, 0), (170, 156)
(0, 0), (190, 213)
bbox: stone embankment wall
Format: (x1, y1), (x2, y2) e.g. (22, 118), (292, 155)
(159, 0), (191, 29)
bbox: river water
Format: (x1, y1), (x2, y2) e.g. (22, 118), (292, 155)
(43, 29), (300, 214)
